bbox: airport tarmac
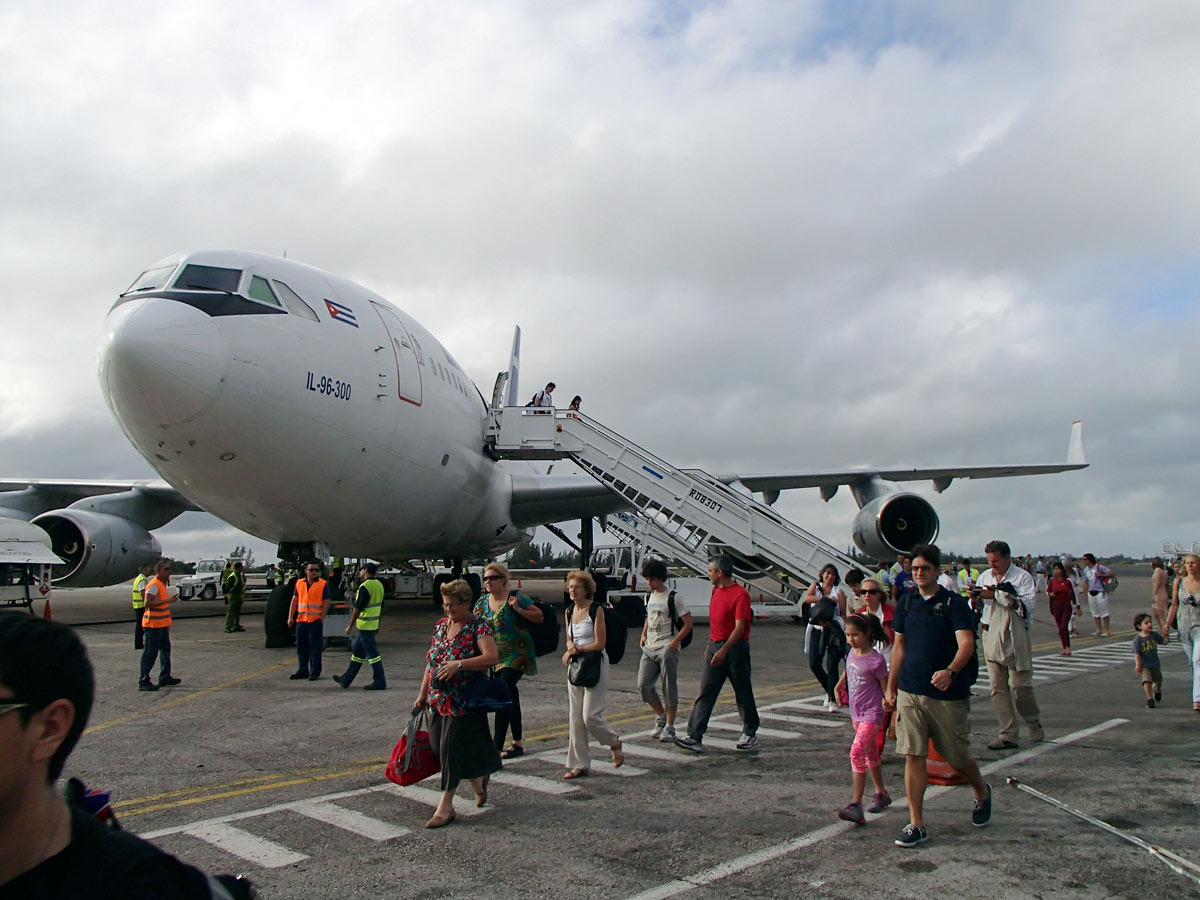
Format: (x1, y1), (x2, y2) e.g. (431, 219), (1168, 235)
(17, 568), (1200, 899)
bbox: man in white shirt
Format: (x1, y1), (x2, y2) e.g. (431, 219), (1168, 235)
(937, 568), (959, 593)
(637, 558), (693, 743)
(976, 540), (1042, 749)
(533, 382), (555, 407)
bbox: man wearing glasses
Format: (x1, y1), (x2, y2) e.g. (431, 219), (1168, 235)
(975, 540), (1041, 750)
(287, 562), (332, 681)
(884, 543), (991, 848)
(0, 615), (218, 895)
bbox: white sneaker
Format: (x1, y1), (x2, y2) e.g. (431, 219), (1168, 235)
(650, 716), (667, 739)
(658, 725), (676, 743)
(735, 733), (759, 750)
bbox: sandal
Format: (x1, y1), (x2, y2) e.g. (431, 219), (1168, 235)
(474, 775), (489, 808)
(500, 745), (525, 759)
(611, 742), (624, 768)
(563, 768), (589, 780)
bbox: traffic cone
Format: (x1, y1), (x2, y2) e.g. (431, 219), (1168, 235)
(42, 597), (52, 620)
(926, 739), (966, 785)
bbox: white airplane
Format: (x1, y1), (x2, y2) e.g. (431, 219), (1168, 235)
(0, 250), (1087, 589)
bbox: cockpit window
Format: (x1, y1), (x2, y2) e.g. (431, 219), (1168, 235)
(248, 276), (282, 308)
(122, 264), (178, 296)
(172, 264), (242, 293)
(273, 280), (320, 322)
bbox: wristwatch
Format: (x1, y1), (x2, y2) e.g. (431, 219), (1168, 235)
(945, 667), (957, 676)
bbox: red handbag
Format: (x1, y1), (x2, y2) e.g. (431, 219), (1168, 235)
(386, 709), (440, 786)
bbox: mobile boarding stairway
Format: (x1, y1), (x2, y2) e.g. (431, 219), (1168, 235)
(486, 407), (862, 595)
(600, 510), (796, 609)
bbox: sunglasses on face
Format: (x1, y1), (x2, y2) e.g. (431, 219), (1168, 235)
(0, 700), (31, 717)
(482, 575), (503, 582)
(862, 588), (882, 595)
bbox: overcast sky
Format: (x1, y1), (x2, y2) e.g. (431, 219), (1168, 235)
(2, 1), (1197, 565)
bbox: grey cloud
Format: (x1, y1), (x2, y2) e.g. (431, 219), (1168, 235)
(2, 0), (1198, 558)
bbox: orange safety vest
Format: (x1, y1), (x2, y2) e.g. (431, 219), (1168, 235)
(141, 576), (172, 629)
(294, 578), (328, 623)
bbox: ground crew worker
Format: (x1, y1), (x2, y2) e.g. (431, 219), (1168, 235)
(131, 563), (152, 650)
(957, 559), (980, 597)
(287, 561), (331, 681)
(138, 560), (181, 691)
(332, 562), (387, 690)
(223, 561), (246, 633)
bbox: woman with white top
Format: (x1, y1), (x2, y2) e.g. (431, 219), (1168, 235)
(1150, 557), (1170, 633)
(562, 570), (624, 778)
(1166, 553), (1200, 713)
(801, 564), (848, 712)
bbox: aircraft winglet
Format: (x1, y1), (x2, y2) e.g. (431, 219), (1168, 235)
(505, 326), (522, 407)
(1067, 420), (1086, 467)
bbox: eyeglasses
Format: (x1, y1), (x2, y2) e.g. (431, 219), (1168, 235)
(0, 700), (31, 718)
(306, 568), (320, 572)
(482, 575), (503, 582)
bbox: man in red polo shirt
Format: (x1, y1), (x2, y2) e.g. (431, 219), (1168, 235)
(674, 554), (760, 751)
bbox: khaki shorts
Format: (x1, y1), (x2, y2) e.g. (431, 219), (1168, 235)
(1141, 667), (1162, 686)
(895, 690), (972, 769)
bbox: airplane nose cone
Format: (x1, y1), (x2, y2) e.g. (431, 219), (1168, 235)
(100, 299), (229, 427)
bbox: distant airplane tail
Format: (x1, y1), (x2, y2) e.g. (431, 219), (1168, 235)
(490, 326), (522, 410)
(1067, 420), (1086, 466)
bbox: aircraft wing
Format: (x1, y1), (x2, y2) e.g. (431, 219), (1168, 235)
(0, 479), (200, 511)
(721, 421), (1088, 499)
(508, 473), (630, 527)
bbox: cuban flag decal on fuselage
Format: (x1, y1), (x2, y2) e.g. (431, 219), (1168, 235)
(324, 298), (359, 327)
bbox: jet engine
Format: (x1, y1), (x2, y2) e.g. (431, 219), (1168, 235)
(31, 509), (161, 587)
(851, 492), (939, 561)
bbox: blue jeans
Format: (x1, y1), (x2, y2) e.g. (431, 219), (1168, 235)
(685, 640), (759, 740)
(139, 628), (171, 684)
(1179, 623), (1200, 704)
(294, 620), (324, 676)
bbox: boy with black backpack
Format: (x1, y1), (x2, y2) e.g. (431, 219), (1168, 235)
(637, 558), (694, 743)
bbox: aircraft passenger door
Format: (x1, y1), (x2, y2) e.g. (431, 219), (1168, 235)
(370, 302), (423, 406)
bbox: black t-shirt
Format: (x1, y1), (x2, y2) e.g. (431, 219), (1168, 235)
(0, 805), (212, 900)
(893, 586), (976, 701)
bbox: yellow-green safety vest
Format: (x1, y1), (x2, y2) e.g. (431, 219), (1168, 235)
(132, 573), (148, 610)
(356, 579), (385, 631)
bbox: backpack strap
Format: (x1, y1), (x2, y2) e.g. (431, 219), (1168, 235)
(667, 590), (678, 634)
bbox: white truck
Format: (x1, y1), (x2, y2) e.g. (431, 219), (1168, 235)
(178, 558), (228, 600)
(0, 519), (62, 612)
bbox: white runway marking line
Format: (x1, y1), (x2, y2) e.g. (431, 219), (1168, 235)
(689, 734), (741, 751)
(757, 711), (846, 728)
(538, 750), (649, 776)
(617, 742), (701, 763)
(490, 771), (582, 794)
(182, 823), (308, 868)
(618, 717), (1129, 900)
(706, 720), (801, 739)
(291, 800), (409, 840)
(380, 782), (488, 814)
